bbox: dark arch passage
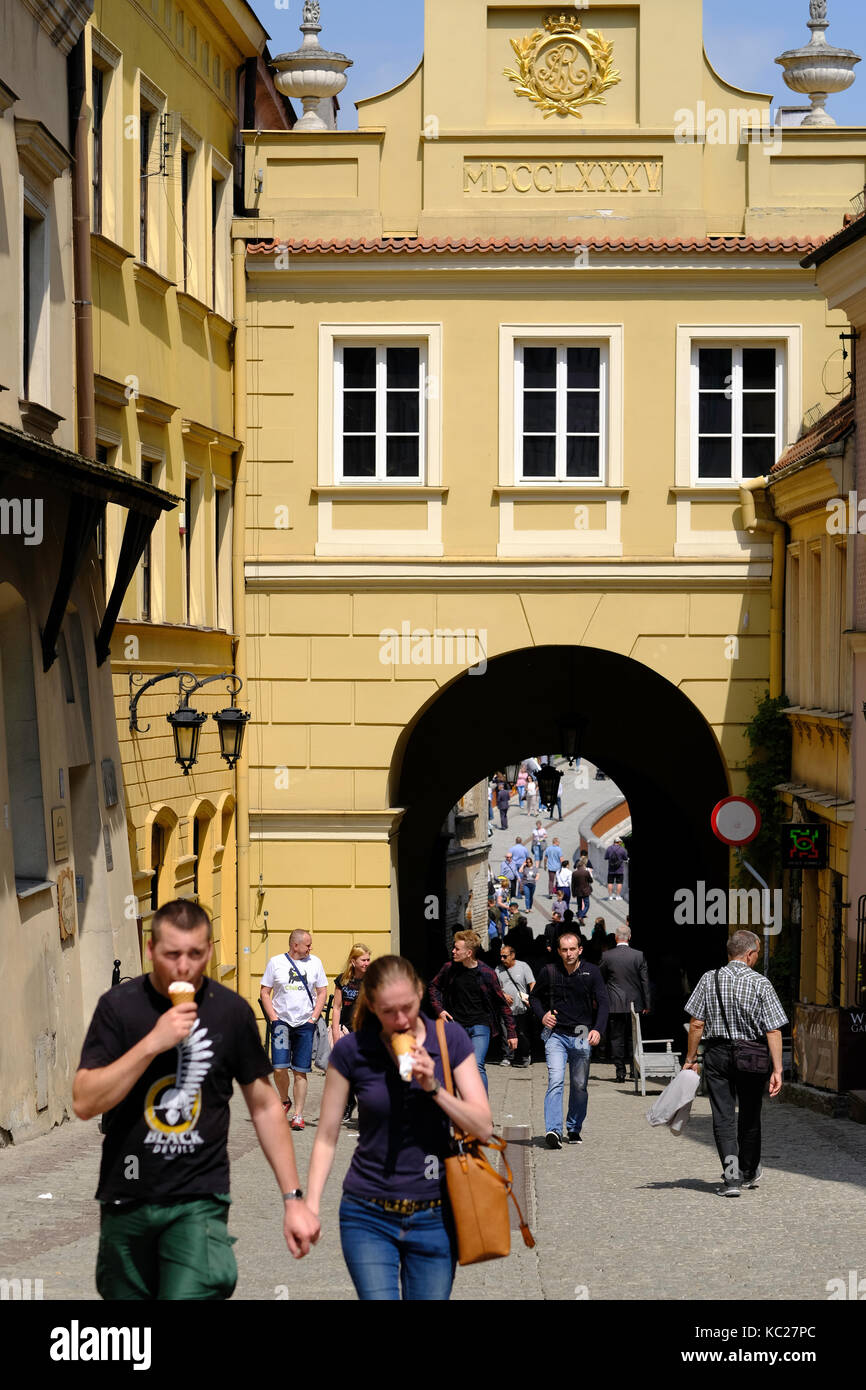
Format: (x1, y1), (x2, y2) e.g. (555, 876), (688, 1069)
(394, 645), (732, 1035)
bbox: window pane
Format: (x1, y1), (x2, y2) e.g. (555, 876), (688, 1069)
(742, 348), (776, 390)
(522, 437), (556, 477)
(387, 347), (420, 389)
(698, 348), (732, 390)
(698, 393), (732, 433)
(342, 347), (376, 389)
(742, 393), (776, 434)
(566, 436), (600, 478)
(698, 437), (732, 478)
(523, 347), (556, 389)
(567, 347), (600, 389)
(742, 437), (776, 478)
(387, 391), (419, 433)
(523, 391), (556, 433)
(567, 393), (600, 434)
(386, 436), (420, 478)
(342, 436), (376, 477)
(344, 392), (376, 432)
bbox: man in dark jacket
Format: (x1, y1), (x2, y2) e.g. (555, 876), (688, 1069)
(429, 931), (516, 1092)
(600, 924), (651, 1082)
(531, 933), (609, 1148)
(570, 855), (594, 923)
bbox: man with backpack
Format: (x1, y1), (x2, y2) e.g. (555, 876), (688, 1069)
(604, 838), (629, 901)
(260, 930), (328, 1130)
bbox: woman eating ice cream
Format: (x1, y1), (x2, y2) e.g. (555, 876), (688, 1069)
(306, 954), (492, 1300)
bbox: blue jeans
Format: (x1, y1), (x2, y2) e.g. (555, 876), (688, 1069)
(339, 1195), (457, 1301)
(523, 882), (536, 910)
(543, 1031), (591, 1136)
(574, 893), (590, 920)
(464, 1023), (491, 1092)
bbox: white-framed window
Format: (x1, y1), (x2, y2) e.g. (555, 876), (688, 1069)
(139, 447), (165, 623)
(89, 31), (122, 242)
(498, 325), (623, 489)
(334, 342), (427, 483)
(137, 74), (166, 271)
(515, 341), (607, 482)
(209, 150), (232, 317)
(214, 482), (232, 630)
(691, 343), (784, 482)
(21, 195), (49, 404)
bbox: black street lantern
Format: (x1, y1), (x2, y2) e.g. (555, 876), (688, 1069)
(537, 761), (562, 810)
(214, 704), (251, 769)
(503, 760), (522, 784)
(167, 704), (208, 775)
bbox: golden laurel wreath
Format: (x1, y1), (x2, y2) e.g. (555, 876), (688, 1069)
(504, 13), (621, 119)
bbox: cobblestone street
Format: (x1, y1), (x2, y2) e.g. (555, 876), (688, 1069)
(3, 1059), (865, 1304)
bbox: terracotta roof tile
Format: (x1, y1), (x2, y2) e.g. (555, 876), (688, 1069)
(247, 233), (826, 258)
(771, 394), (855, 473)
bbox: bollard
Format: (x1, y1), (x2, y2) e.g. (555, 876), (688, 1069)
(502, 1124), (531, 1229)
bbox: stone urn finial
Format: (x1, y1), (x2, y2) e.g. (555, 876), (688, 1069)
(272, 3), (353, 132)
(776, 0), (860, 127)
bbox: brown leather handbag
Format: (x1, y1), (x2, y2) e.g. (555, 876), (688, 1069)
(436, 1018), (535, 1265)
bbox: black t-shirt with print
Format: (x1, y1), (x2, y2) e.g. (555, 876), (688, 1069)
(78, 974), (272, 1202)
(449, 964), (489, 1028)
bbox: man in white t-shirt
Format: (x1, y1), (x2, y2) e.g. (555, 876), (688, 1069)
(260, 930), (328, 1131)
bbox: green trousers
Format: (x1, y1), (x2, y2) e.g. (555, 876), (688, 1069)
(96, 1194), (237, 1300)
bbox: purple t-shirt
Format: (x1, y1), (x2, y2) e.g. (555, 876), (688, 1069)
(329, 1014), (473, 1201)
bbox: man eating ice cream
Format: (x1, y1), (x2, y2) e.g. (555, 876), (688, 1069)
(73, 898), (320, 1299)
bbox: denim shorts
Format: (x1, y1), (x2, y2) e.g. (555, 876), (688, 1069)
(271, 1019), (314, 1072)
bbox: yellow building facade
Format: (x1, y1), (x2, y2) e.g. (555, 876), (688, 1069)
(235, 0), (866, 995)
(85, 0), (285, 980)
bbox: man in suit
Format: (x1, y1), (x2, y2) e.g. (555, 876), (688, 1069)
(600, 924), (650, 1083)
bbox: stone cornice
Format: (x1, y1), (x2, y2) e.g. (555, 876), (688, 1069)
(249, 810), (405, 842)
(21, 0), (92, 56)
(94, 374), (130, 411)
(91, 232), (134, 271)
(136, 394), (178, 426)
(0, 78), (19, 113)
(770, 456), (847, 521)
(245, 558), (772, 592)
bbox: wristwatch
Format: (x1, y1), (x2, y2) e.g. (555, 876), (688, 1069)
(426, 1079), (441, 1098)
(282, 1189), (304, 1201)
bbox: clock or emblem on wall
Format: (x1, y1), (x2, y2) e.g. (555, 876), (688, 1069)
(504, 11), (621, 119)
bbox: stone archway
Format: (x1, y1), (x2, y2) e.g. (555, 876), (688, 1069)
(393, 644), (732, 1029)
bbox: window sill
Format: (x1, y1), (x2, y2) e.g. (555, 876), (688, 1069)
(208, 310), (234, 341)
(670, 485), (747, 498)
(19, 398), (64, 442)
(313, 486), (448, 500)
(133, 261), (173, 297)
(16, 877), (55, 900)
(494, 485), (627, 498)
(92, 233), (133, 270)
(177, 290), (210, 322)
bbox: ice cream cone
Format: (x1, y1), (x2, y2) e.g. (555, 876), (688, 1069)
(392, 1031), (414, 1081)
(169, 981), (195, 1007)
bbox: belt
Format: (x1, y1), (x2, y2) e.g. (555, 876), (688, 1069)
(365, 1197), (443, 1214)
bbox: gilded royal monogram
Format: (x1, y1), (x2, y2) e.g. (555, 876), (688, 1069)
(504, 11), (621, 119)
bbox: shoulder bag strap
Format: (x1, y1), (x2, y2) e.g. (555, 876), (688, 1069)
(285, 953), (315, 1009)
(714, 967), (732, 1040)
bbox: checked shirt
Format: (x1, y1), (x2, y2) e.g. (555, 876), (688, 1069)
(685, 960), (788, 1041)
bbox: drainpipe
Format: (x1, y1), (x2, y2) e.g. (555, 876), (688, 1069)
(68, 33), (95, 460)
(739, 477), (785, 699)
(233, 237), (251, 1001)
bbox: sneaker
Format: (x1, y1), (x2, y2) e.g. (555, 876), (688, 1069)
(290, 1116), (305, 1131)
(499, 1058), (512, 1067)
(741, 1166), (763, 1189)
(566, 1131), (583, 1144)
(516, 1059), (531, 1068)
(282, 1101), (291, 1117)
(716, 1182), (741, 1197)
(545, 1131), (563, 1149)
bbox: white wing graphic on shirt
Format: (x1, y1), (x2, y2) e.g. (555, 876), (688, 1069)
(158, 1021), (215, 1126)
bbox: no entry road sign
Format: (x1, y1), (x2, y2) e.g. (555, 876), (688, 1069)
(711, 796), (761, 846)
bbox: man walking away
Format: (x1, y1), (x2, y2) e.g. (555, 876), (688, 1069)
(683, 930), (787, 1196)
(429, 931), (517, 1092)
(73, 900), (319, 1299)
(497, 781), (511, 830)
(600, 924), (650, 1082)
(571, 855), (594, 924)
(531, 933), (609, 1148)
(544, 837), (563, 898)
(604, 839), (628, 900)
(495, 942), (535, 1068)
(260, 930), (328, 1130)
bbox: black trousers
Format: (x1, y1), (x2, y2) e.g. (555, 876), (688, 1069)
(609, 1013), (633, 1076)
(702, 1041), (769, 1181)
